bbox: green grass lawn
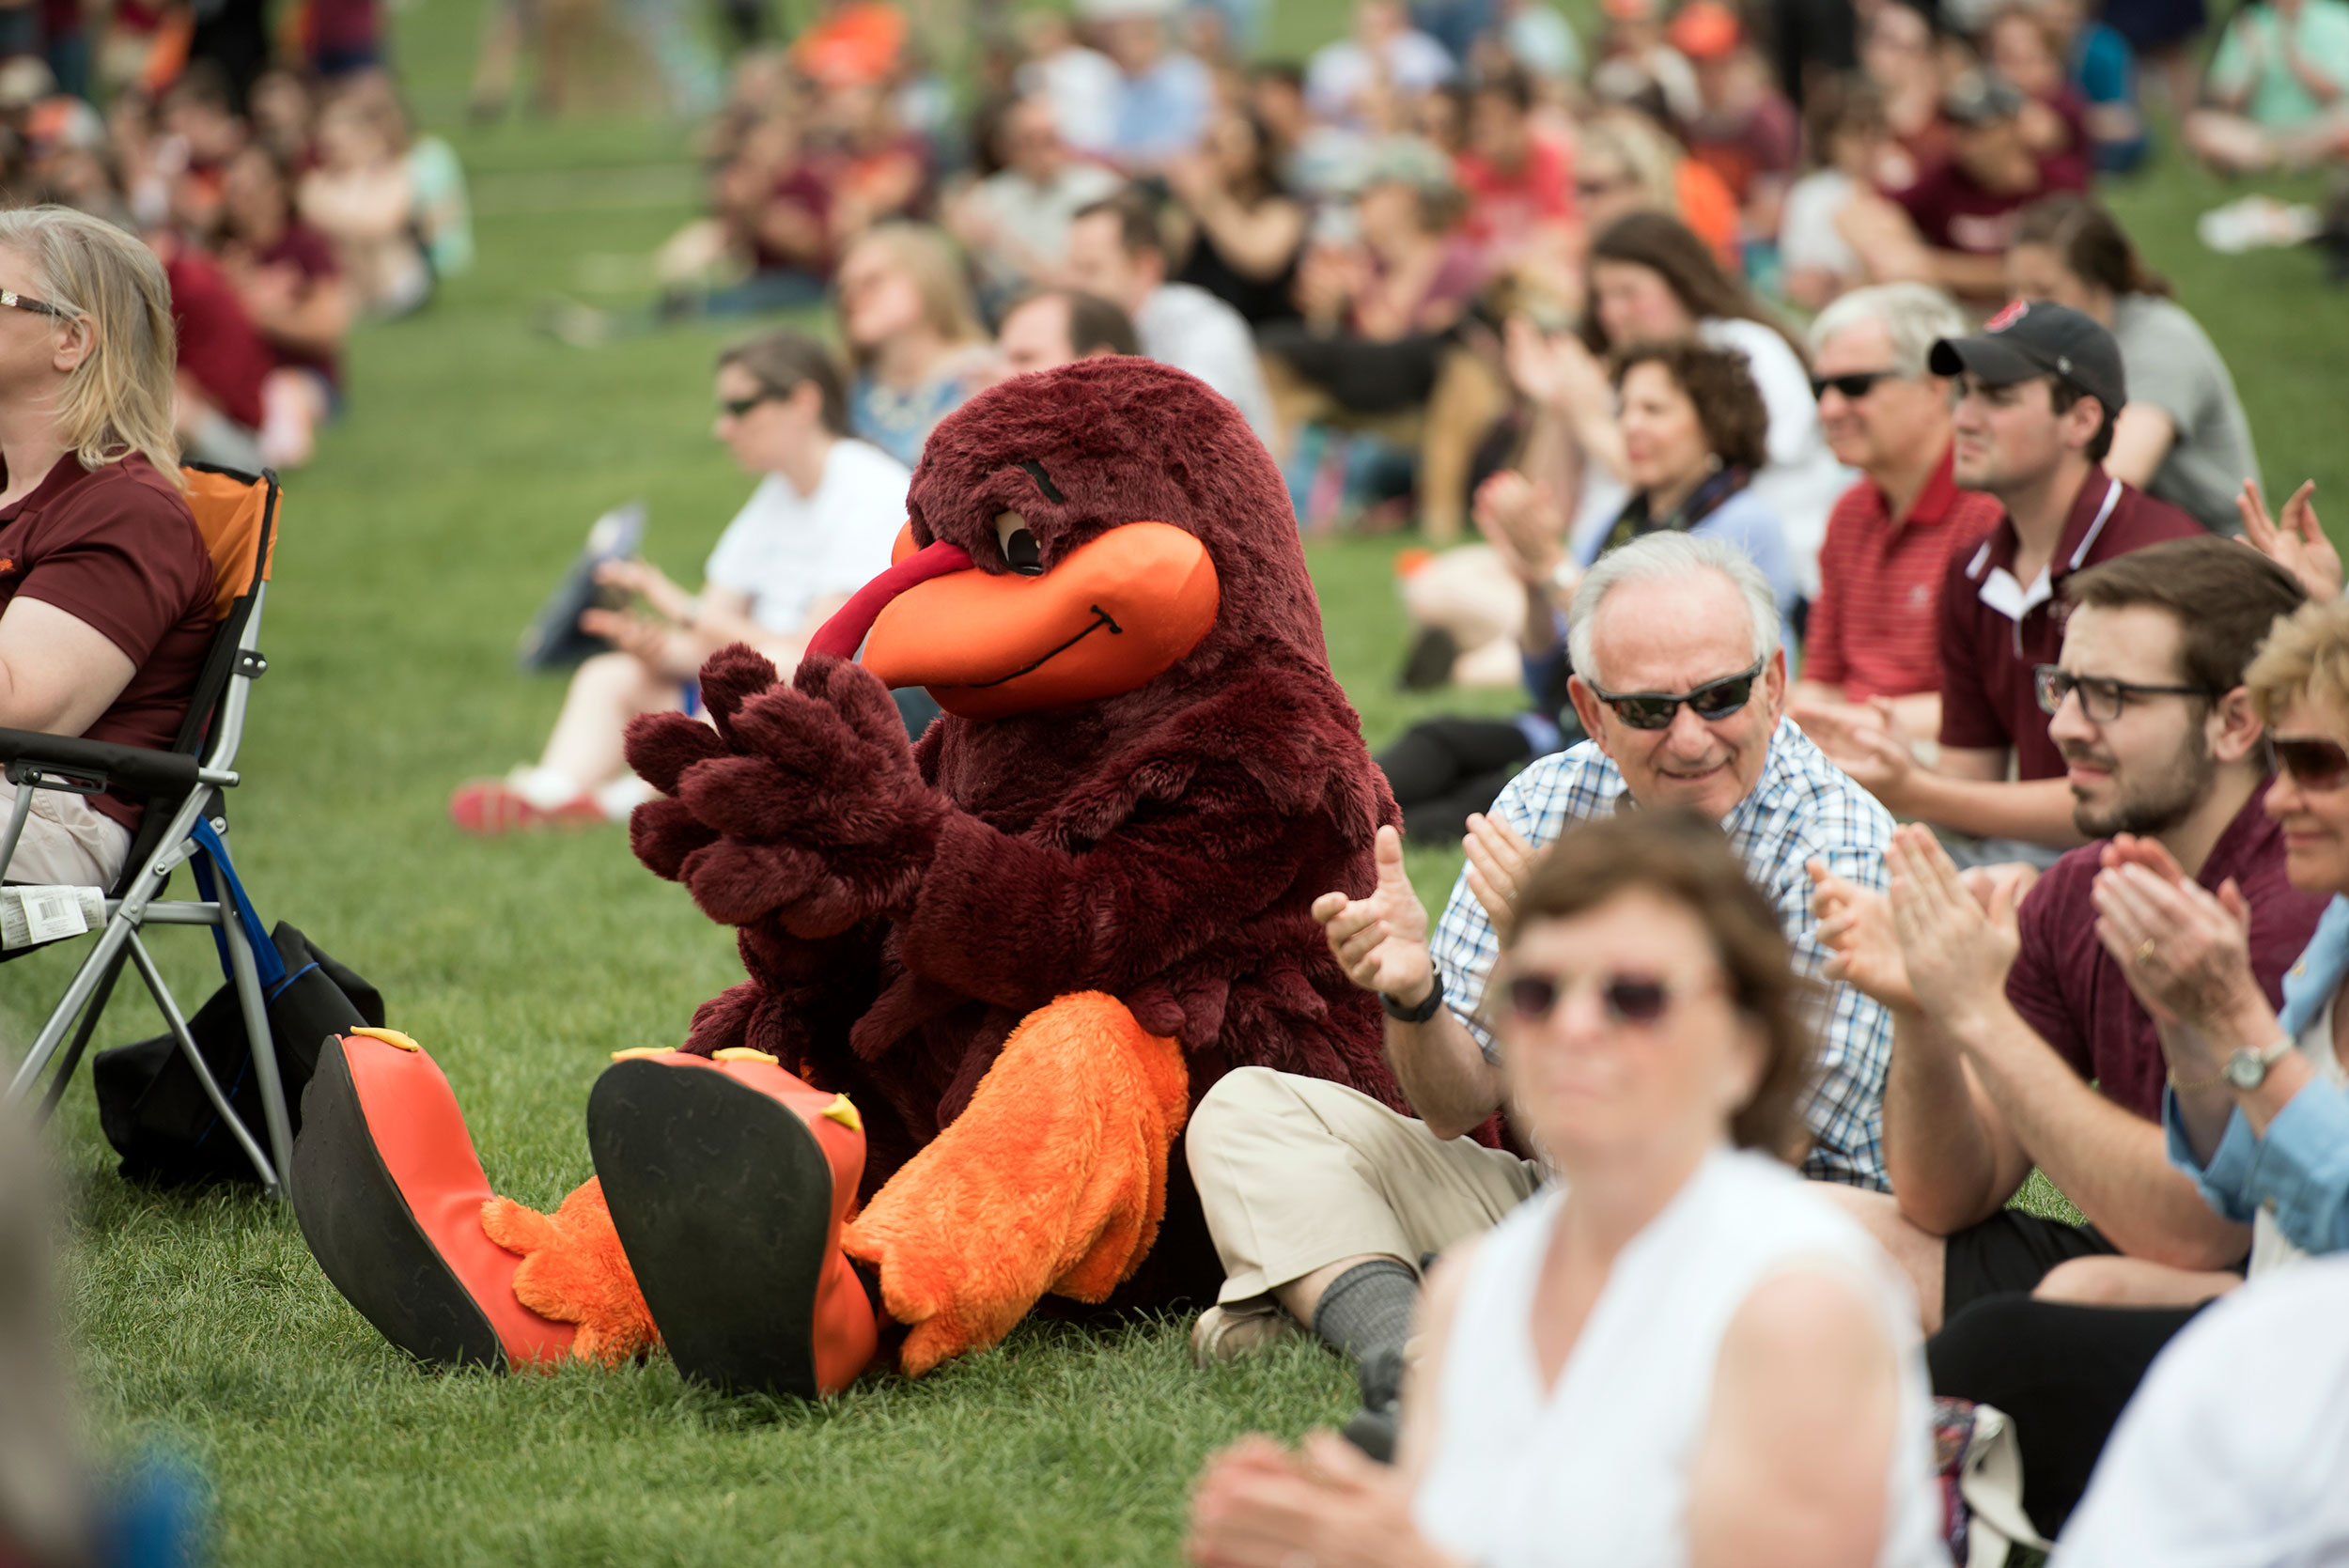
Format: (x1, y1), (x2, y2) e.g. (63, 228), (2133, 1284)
(6, 0), (2347, 1557)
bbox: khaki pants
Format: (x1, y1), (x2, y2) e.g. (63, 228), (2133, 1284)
(0, 779), (132, 889)
(1187, 1066), (1541, 1309)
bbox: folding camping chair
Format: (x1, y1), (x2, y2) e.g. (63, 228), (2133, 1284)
(0, 464), (289, 1195)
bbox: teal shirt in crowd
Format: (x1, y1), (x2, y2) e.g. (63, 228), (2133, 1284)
(2209, 0), (2349, 128)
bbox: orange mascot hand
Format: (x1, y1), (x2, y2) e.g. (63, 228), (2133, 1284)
(480, 1177), (661, 1368)
(843, 993), (1189, 1376)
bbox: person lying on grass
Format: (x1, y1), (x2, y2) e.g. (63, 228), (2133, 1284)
(1186, 811), (1946, 1568)
(450, 329), (909, 834)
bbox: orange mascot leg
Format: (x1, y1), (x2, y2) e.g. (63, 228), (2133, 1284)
(842, 992), (1189, 1377)
(479, 1178), (660, 1367)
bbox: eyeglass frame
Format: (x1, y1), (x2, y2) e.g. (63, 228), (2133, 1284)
(1810, 369), (1901, 402)
(2274, 735), (2349, 792)
(2032, 664), (2225, 723)
(1494, 964), (1725, 1030)
(718, 382), (803, 420)
(1581, 657), (1769, 732)
(0, 288), (69, 321)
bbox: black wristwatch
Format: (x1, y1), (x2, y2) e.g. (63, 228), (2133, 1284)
(1381, 971), (1445, 1023)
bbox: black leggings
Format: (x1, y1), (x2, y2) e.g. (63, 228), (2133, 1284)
(1926, 1296), (2206, 1540)
(1377, 717), (1532, 846)
(1259, 325), (1451, 414)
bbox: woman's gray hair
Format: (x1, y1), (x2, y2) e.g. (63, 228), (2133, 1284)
(1566, 533), (1781, 689)
(1806, 282), (1969, 380)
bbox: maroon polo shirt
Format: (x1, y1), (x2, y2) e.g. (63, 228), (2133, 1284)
(1804, 444), (2004, 700)
(2007, 778), (2327, 1122)
(0, 453), (213, 831)
(1937, 466), (2203, 781)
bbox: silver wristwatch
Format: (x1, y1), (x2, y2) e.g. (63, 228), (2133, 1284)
(2224, 1036), (2296, 1091)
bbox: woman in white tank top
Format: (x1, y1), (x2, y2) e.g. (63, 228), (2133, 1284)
(1190, 813), (1945, 1568)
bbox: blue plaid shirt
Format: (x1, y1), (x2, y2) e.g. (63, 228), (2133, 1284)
(1429, 719), (1895, 1189)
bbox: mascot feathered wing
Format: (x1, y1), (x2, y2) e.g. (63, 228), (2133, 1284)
(291, 360), (1406, 1392)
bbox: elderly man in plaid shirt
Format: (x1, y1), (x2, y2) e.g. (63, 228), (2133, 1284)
(1184, 532), (1898, 1450)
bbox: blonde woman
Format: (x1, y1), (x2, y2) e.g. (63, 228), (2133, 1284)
(0, 206), (210, 887)
(835, 223), (995, 468)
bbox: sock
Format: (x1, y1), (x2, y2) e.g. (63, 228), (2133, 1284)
(506, 766), (586, 811)
(593, 773), (660, 821)
(1312, 1258), (1419, 1405)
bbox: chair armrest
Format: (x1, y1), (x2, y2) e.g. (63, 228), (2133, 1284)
(0, 727), (200, 801)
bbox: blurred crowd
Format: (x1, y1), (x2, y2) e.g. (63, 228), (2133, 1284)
(0, 6), (470, 475)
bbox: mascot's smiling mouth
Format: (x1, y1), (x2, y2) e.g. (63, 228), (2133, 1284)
(804, 520), (1219, 721)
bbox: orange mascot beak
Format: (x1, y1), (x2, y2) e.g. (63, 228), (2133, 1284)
(804, 522), (1220, 720)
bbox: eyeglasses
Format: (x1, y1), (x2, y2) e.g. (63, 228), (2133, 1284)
(2033, 665), (2223, 723)
(1811, 369), (1898, 401)
(2276, 736), (2349, 792)
(718, 389), (784, 419)
(1585, 659), (1766, 731)
(1575, 175), (1633, 199)
(1504, 968), (1709, 1026)
(0, 288), (67, 320)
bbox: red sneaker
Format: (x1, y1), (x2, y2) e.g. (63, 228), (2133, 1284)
(447, 778), (604, 836)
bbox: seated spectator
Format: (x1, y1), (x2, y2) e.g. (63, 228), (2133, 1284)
(1185, 535), (1899, 1448)
(992, 286), (1137, 375)
(0, 207), (210, 891)
(1858, 0), (1950, 185)
(1015, 8), (1120, 156)
(1163, 103), (1307, 328)
(1186, 812), (1944, 1568)
(298, 89), (430, 318)
(363, 83), (474, 282)
(1573, 105), (1742, 268)
(1451, 64), (1574, 272)
(1804, 302), (2201, 863)
(450, 333), (909, 835)
(247, 67), (316, 167)
(1667, 0), (1800, 241)
(1983, 4), (2094, 189)
(1085, 0), (1216, 172)
(1247, 57), (1372, 200)
(1305, 0), (1455, 131)
(1779, 75), (1899, 310)
(946, 94), (1123, 316)
(1497, 211), (1843, 599)
(2183, 0), (2349, 173)
(2046, 0), (2148, 172)
(1848, 73), (2084, 303)
(1491, 0), (1583, 86)
(1790, 283), (2000, 744)
(1812, 537), (2316, 1537)
(834, 223), (995, 468)
(1064, 190), (1276, 446)
(217, 144), (352, 470)
(150, 228), (278, 475)
(2060, 1254), (2349, 1564)
(2010, 195), (2262, 536)
(1588, 0), (1701, 123)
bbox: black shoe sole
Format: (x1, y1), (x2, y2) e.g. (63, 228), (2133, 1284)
(290, 1038), (506, 1371)
(586, 1059), (835, 1399)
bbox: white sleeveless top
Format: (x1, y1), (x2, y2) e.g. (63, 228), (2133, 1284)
(1411, 1146), (1946, 1568)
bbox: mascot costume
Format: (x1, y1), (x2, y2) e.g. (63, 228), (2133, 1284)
(290, 360), (1412, 1394)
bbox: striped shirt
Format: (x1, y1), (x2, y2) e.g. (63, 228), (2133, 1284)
(1429, 719), (1897, 1189)
(1802, 446), (2004, 699)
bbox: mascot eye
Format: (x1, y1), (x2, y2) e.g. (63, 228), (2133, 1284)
(995, 512), (1044, 577)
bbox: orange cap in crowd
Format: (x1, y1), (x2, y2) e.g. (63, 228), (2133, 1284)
(1666, 0), (1741, 57)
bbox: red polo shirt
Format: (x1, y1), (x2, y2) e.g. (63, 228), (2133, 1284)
(1936, 466), (2202, 781)
(2007, 778), (2327, 1122)
(1803, 445), (2003, 700)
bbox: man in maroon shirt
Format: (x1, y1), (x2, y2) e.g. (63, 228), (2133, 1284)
(1792, 282), (2003, 746)
(1809, 300), (2204, 862)
(1812, 538), (2317, 1332)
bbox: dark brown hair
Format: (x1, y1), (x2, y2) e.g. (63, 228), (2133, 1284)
(2015, 194), (2172, 299)
(716, 330), (849, 437)
(2046, 378), (2118, 464)
(1582, 210), (1805, 364)
(2064, 535), (2308, 694)
(1802, 73), (1886, 167)
(1076, 188), (1166, 259)
(1610, 339), (1772, 471)
(1005, 287), (1141, 358)
(1503, 811), (1817, 1163)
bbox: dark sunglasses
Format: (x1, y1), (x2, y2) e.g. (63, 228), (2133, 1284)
(2276, 736), (2349, 792)
(1586, 659), (1766, 731)
(1506, 970), (1675, 1026)
(1810, 369), (1898, 401)
(719, 391), (779, 419)
(2033, 665), (2223, 722)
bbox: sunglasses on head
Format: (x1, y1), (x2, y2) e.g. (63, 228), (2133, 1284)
(1586, 659), (1766, 731)
(2276, 736), (2349, 792)
(1506, 970), (1692, 1026)
(1810, 369), (1898, 401)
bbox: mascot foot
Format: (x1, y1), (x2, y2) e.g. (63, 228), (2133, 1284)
(586, 1051), (877, 1399)
(290, 1032), (577, 1370)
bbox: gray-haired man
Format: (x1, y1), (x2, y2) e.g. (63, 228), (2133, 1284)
(1183, 533), (1898, 1441)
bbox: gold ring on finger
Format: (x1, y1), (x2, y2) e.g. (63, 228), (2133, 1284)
(2134, 939), (2157, 967)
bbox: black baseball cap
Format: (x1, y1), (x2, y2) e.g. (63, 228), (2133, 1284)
(1929, 299), (2126, 419)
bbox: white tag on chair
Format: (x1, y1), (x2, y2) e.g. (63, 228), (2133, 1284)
(14, 884), (91, 944)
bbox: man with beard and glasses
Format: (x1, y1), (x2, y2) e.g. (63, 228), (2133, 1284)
(1806, 536), (2323, 1535)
